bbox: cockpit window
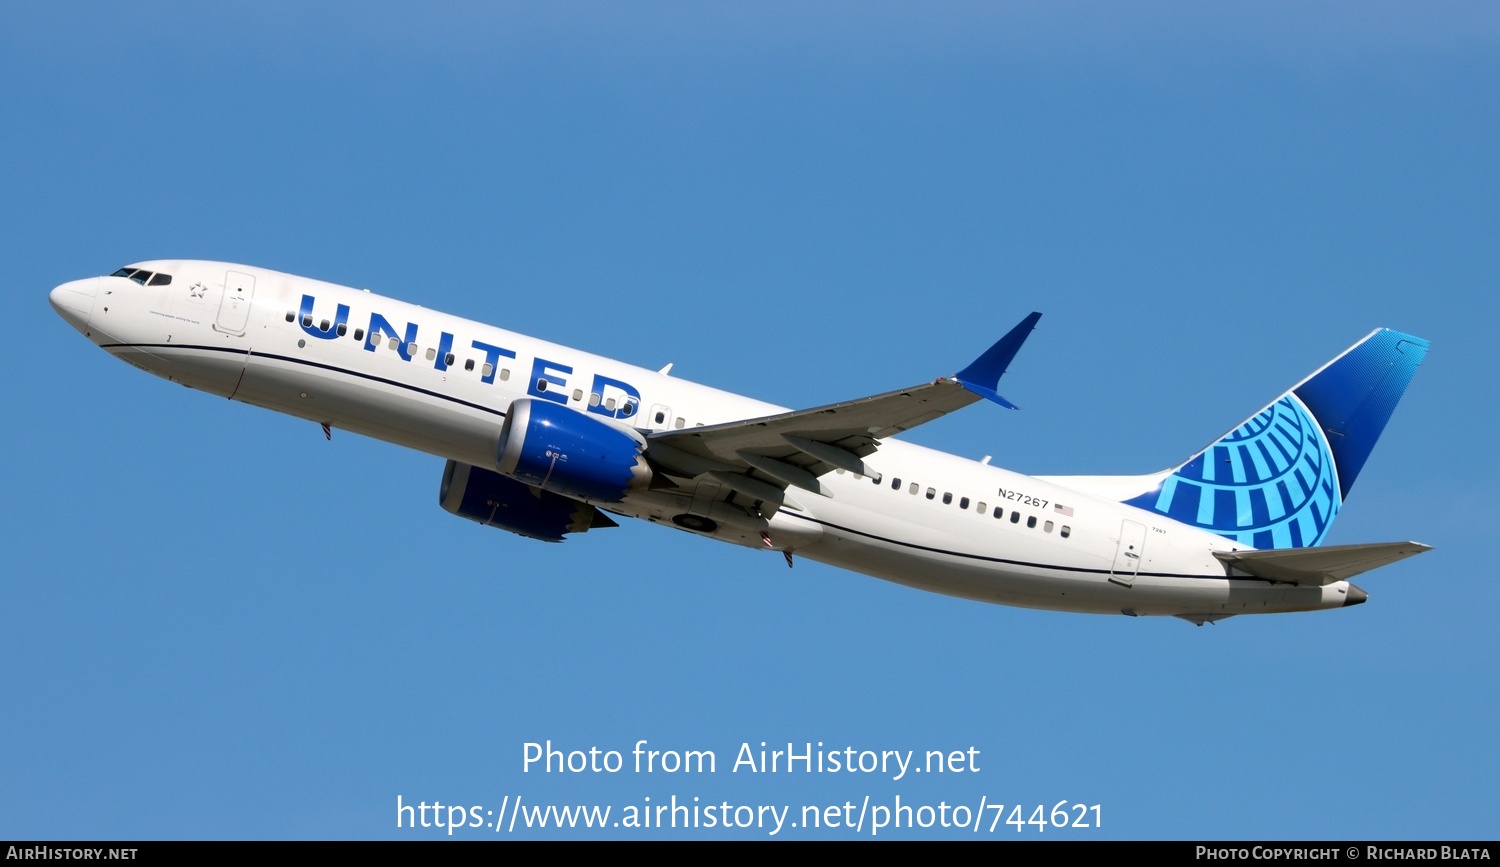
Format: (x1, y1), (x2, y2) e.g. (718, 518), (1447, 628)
(110, 266), (172, 286)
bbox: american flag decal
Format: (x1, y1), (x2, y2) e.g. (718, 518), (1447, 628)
(1055, 504), (1074, 516)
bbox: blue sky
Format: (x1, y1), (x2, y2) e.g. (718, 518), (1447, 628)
(4, 2), (1497, 839)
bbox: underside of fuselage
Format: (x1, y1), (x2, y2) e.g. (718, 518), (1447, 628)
(765, 513), (1359, 617)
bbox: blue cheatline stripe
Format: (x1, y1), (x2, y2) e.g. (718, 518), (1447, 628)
(773, 511), (1229, 582)
(101, 343), (509, 418)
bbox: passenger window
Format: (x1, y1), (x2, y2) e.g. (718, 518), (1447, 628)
(622, 403), (636, 417)
(1044, 520), (1054, 533)
(977, 501), (986, 512)
(304, 315), (315, 328)
(605, 397), (616, 410)
(909, 483), (919, 495)
(444, 353), (455, 366)
(959, 497), (969, 509)
(388, 338), (399, 350)
(536, 379), (548, 392)
(925, 488), (936, 500)
(406, 343), (418, 355)
(1010, 512), (1020, 524)
(353, 328), (364, 341)
(942, 492), (952, 504)
(285, 311), (294, 322)
(1026, 516), (1037, 528)
(482, 363), (494, 378)
(892, 478), (901, 490)
(654, 411), (665, 424)
(993, 507), (1003, 519)
(675, 418), (685, 428)
(499, 369), (510, 381)
(465, 359), (475, 371)
(319, 319), (330, 332)
(337, 323), (348, 337)
(425, 347), (437, 361)
(1060, 525), (1071, 539)
(572, 388), (584, 402)
(589, 393), (601, 406)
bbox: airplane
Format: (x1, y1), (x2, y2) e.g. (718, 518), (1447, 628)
(48, 260), (1432, 624)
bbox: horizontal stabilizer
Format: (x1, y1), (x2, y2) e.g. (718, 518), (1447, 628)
(1214, 541), (1431, 586)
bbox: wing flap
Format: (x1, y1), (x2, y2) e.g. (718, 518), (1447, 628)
(1215, 541), (1432, 586)
(648, 377), (976, 467)
(642, 314), (1041, 509)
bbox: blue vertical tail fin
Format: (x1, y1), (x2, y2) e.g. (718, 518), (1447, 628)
(1123, 328), (1430, 549)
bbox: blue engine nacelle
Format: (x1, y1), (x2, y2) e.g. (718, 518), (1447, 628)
(495, 398), (652, 503)
(439, 460), (618, 542)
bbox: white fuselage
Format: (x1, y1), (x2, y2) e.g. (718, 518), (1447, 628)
(52, 261), (1361, 618)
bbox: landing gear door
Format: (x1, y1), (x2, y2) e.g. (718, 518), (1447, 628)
(688, 479), (722, 516)
(1110, 520), (1147, 587)
(215, 270), (256, 335)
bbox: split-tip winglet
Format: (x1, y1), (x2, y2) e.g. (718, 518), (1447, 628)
(954, 311), (1042, 409)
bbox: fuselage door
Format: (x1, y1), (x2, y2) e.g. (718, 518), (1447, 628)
(1110, 519), (1147, 587)
(215, 270), (257, 335)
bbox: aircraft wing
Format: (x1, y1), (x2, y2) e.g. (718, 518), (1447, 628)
(644, 313), (1040, 504)
(1214, 541), (1432, 586)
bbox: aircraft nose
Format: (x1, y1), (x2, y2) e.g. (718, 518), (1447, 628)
(50, 278), (98, 334)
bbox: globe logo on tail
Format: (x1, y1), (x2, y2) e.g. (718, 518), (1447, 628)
(1127, 394), (1341, 549)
